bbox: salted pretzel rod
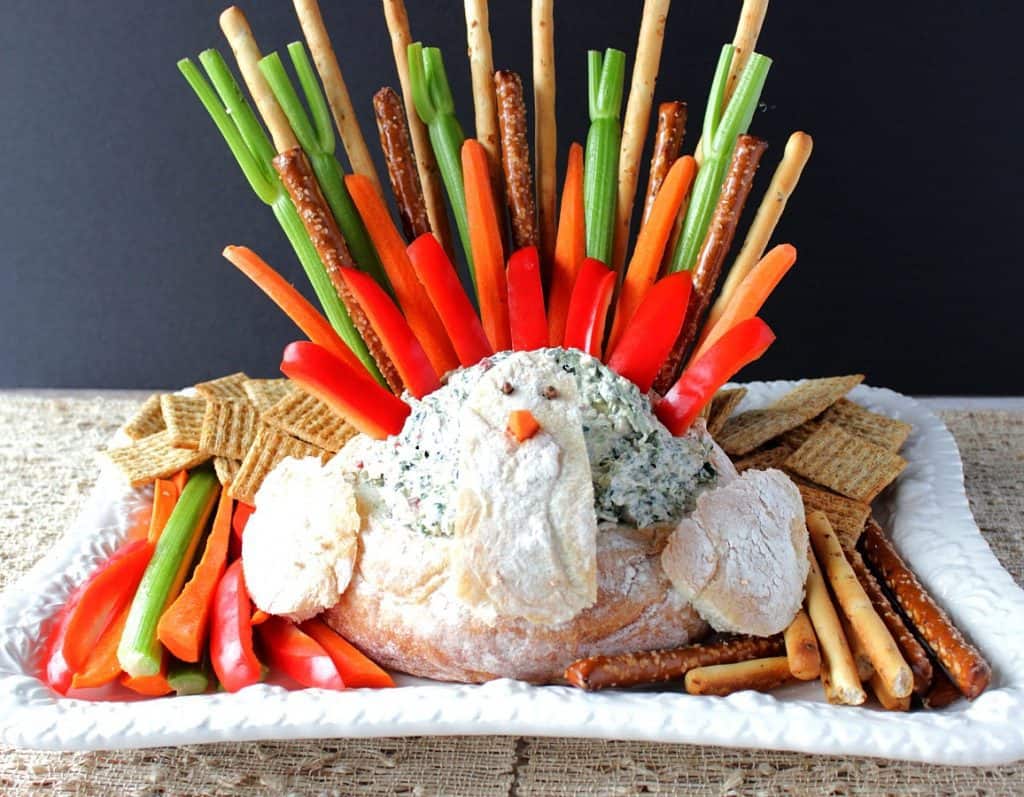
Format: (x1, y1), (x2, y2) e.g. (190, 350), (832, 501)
(563, 635), (783, 691)
(808, 511), (913, 698)
(293, 0), (384, 195)
(860, 520), (991, 699)
(611, 0), (673, 273)
(381, 0), (453, 255)
(706, 131), (813, 332)
(373, 87), (431, 241)
(922, 666), (962, 709)
(464, 0), (501, 177)
(805, 549), (865, 705)
(783, 609), (820, 680)
(220, 7), (298, 153)
(273, 148), (403, 393)
(684, 656), (792, 697)
(640, 101), (687, 228)
(495, 71), (539, 251)
(531, 0), (557, 272)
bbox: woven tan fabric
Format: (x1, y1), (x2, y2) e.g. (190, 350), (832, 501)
(0, 392), (1021, 795)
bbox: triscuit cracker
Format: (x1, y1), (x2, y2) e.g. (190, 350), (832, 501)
(823, 399), (912, 451)
(706, 388), (748, 438)
(779, 419), (823, 450)
(195, 372), (250, 401)
(160, 395), (208, 450)
(229, 426), (330, 505)
(794, 480), (870, 543)
(243, 378), (294, 412)
(199, 399), (261, 461)
(785, 421), (907, 503)
(122, 394), (166, 440)
(213, 456), (241, 486)
(717, 375), (864, 455)
(261, 389), (358, 453)
(106, 430), (210, 487)
(731, 443), (794, 473)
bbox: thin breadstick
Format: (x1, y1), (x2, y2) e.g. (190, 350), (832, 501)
(684, 656), (792, 697)
(870, 671), (910, 711)
(808, 511), (913, 699)
(532, 0), (557, 273)
(219, 6), (298, 153)
(706, 131), (812, 332)
(381, 0), (453, 256)
(611, 0), (673, 273)
(783, 609), (820, 680)
(840, 611), (875, 682)
(293, 0), (384, 195)
(805, 549), (865, 705)
(495, 71), (538, 251)
(373, 87), (431, 241)
(641, 101), (687, 227)
(464, 0), (501, 173)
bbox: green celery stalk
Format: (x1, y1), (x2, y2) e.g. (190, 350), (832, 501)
(669, 49), (772, 273)
(407, 43), (475, 289)
(259, 44), (391, 291)
(583, 48), (626, 265)
(167, 656), (212, 695)
(117, 470), (219, 678)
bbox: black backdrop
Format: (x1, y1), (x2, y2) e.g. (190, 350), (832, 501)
(1, 1), (1021, 393)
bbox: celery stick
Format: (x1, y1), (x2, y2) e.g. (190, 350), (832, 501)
(167, 657), (212, 696)
(117, 470), (219, 678)
(583, 48), (626, 265)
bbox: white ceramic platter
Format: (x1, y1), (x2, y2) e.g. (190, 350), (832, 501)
(1, 381), (1022, 764)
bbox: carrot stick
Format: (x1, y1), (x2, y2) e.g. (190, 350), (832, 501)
(157, 488), (234, 663)
(300, 618), (395, 688)
(547, 142), (585, 345)
(148, 478), (180, 545)
(171, 470), (189, 494)
(608, 155), (696, 351)
(251, 610), (271, 626)
(223, 245), (367, 375)
(462, 139), (512, 352)
(121, 667), (172, 697)
(689, 243), (796, 363)
(69, 604), (131, 690)
(344, 174), (459, 375)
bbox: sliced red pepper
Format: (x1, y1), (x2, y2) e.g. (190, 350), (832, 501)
(655, 317), (776, 435)
(210, 559), (263, 693)
(230, 501), (254, 562)
(300, 618), (395, 689)
(340, 266), (441, 398)
(407, 233), (493, 367)
(258, 616), (344, 690)
(40, 583), (89, 694)
(281, 341), (410, 440)
(506, 247), (548, 352)
(606, 272), (692, 392)
(562, 258), (616, 358)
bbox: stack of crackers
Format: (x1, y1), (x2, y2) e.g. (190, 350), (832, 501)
(106, 372), (357, 504)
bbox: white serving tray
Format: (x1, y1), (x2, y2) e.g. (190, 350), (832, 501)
(1, 382), (1022, 764)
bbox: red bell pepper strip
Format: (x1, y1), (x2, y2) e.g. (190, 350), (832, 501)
(230, 501), (254, 561)
(655, 317), (776, 435)
(506, 247), (548, 352)
(258, 616), (345, 690)
(407, 233), (492, 367)
(300, 618), (395, 689)
(210, 559), (263, 693)
(562, 258), (616, 358)
(340, 266), (441, 398)
(40, 582), (90, 694)
(281, 341), (411, 440)
(606, 272), (692, 392)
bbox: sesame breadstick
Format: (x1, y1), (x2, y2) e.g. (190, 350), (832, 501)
(531, 0), (557, 273)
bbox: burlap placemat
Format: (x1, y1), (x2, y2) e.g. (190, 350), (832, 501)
(0, 392), (1021, 795)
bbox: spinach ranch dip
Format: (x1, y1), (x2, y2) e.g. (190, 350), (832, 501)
(341, 348), (720, 536)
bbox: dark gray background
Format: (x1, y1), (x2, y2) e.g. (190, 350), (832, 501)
(1, 1), (1020, 393)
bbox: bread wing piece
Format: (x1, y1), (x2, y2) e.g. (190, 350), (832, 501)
(662, 468), (808, 636)
(454, 352), (598, 626)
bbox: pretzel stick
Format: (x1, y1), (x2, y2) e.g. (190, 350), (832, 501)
(374, 87), (431, 241)
(563, 635), (783, 691)
(922, 666), (961, 709)
(219, 6), (298, 153)
(293, 0), (383, 195)
(684, 656), (792, 697)
(653, 135), (767, 393)
(705, 131), (812, 332)
(783, 609), (820, 680)
(274, 147), (403, 393)
(870, 671), (910, 711)
(495, 71), (538, 251)
(381, 0), (453, 255)
(860, 520), (991, 699)
(641, 101), (687, 228)
(611, 0), (672, 273)
(531, 0), (557, 272)
(805, 549), (865, 705)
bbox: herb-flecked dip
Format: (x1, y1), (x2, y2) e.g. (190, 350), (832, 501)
(341, 348), (720, 536)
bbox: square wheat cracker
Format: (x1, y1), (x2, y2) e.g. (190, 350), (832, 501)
(199, 399), (261, 460)
(160, 395), (207, 449)
(795, 481), (870, 542)
(706, 388), (747, 437)
(106, 430), (210, 487)
(731, 444), (794, 473)
(823, 399), (912, 451)
(214, 456), (241, 486)
(243, 378), (294, 412)
(261, 389), (358, 453)
(195, 372), (250, 401)
(121, 394), (166, 440)
(229, 426), (330, 505)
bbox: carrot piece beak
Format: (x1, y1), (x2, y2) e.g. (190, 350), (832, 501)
(507, 409), (541, 442)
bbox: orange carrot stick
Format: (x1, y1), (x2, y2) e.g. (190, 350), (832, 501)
(300, 618), (395, 688)
(171, 470), (189, 494)
(608, 155), (696, 351)
(156, 488), (234, 663)
(250, 610), (271, 626)
(121, 668), (172, 697)
(462, 139), (512, 352)
(148, 478), (180, 545)
(689, 243), (796, 363)
(69, 603), (131, 690)
(344, 174), (460, 375)
(547, 142), (586, 346)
